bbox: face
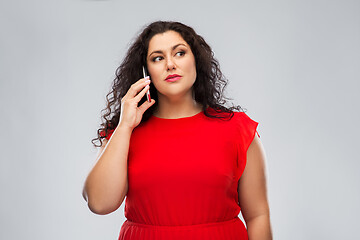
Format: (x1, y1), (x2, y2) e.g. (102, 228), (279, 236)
(146, 30), (197, 100)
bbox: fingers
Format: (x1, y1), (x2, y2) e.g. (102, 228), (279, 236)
(138, 98), (156, 115)
(118, 77), (154, 129)
(133, 83), (150, 102)
(123, 77), (151, 102)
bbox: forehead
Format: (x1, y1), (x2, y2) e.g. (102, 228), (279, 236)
(148, 31), (188, 52)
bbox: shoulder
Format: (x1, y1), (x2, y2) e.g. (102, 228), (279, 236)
(233, 111), (259, 128)
(204, 108), (258, 131)
(233, 111), (260, 143)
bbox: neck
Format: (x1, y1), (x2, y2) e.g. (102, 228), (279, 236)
(153, 94), (204, 119)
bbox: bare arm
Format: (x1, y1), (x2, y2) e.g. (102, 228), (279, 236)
(82, 124), (133, 215)
(82, 76), (154, 215)
(238, 134), (273, 240)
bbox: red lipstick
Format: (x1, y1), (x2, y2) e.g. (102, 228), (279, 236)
(165, 74), (181, 82)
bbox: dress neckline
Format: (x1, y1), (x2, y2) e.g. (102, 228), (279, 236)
(151, 106), (210, 121)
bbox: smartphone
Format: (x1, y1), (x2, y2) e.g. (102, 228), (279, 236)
(142, 66), (151, 102)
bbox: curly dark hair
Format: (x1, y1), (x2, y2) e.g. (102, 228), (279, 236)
(91, 20), (246, 147)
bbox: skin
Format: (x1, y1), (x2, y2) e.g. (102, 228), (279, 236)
(239, 134), (273, 239)
(147, 30), (273, 238)
(146, 30), (203, 119)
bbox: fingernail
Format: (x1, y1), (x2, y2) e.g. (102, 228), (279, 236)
(145, 79), (151, 83)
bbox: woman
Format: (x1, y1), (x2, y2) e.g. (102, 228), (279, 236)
(83, 21), (272, 240)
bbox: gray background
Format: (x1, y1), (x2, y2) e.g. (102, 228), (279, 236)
(1, 0), (359, 239)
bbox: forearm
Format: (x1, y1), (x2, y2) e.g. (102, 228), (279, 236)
(246, 214), (273, 240)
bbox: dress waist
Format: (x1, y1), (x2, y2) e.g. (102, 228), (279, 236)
(118, 217), (248, 240)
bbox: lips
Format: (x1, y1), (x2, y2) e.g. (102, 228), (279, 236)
(165, 74), (181, 81)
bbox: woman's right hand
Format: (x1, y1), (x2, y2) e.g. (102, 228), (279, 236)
(118, 77), (155, 130)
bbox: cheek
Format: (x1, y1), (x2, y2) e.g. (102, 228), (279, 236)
(147, 65), (164, 91)
(185, 58), (197, 79)
(148, 65), (161, 80)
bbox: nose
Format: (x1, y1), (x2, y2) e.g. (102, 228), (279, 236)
(166, 57), (176, 71)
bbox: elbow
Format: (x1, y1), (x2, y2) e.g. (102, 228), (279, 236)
(82, 188), (109, 215)
(86, 195), (125, 215)
(84, 194), (111, 215)
(82, 183), (128, 215)
(88, 202), (108, 215)
(87, 199), (114, 215)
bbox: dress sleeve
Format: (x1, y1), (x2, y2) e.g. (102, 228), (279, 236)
(235, 112), (260, 181)
(99, 128), (115, 141)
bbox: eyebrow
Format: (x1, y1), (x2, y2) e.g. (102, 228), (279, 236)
(148, 43), (187, 58)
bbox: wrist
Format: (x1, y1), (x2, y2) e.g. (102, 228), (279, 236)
(117, 123), (134, 133)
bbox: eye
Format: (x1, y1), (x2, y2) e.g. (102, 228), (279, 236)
(152, 56), (163, 62)
(176, 51), (185, 57)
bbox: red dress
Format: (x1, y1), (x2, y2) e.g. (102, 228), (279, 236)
(101, 107), (260, 240)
